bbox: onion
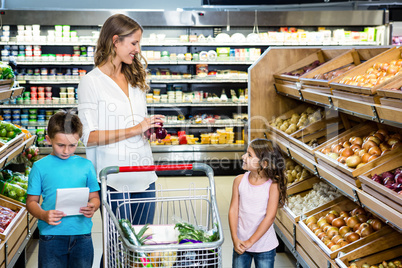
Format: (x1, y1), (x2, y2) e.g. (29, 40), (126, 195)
(388, 137), (400, 146)
(326, 213), (336, 224)
(345, 232), (360, 243)
(306, 215), (318, 225)
(396, 173), (402, 184)
(339, 226), (351, 237)
(346, 155), (361, 168)
(369, 219), (383, 231)
(346, 216), (359, 228)
(362, 140), (377, 151)
(360, 226), (374, 237)
(332, 217), (346, 228)
(356, 214), (368, 223)
(352, 207), (366, 215)
(382, 171), (395, 181)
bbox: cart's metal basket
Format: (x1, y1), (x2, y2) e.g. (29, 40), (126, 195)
(100, 163), (224, 268)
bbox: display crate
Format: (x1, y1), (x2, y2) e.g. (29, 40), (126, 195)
(287, 175), (321, 196)
(336, 244), (402, 268)
(377, 74), (402, 100)
(295, 222), (338, 268)
(289, 116), (350, 161)
(300, 48), (388, 94)
(279, 177), (345, 234)
(301, 88), (333, 105)
(274, 50), (325, 83)
(0, 211), (28, 268)
(0, 196), (25, 241)
(358, 157), (402, 213)
(332, 89), (382, 104)
(274, 219), (321, 268)
(0, 133), (25, 160)
(314, 121), (402, 177)
(266, 103), (327, 144)
(300, 49), (360, 88)
(375, 104), (402, 125)
(379, 97), (402, 108)
(0, 135), (36, 169)
(330, 47), (402, 95)
(299, 197), (394, 259)
(285, 195), (346, 224)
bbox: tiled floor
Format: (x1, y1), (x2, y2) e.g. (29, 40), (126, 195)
(26, 176), (297, 267)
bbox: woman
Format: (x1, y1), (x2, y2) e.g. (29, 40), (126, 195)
(77, 14), (164, 223)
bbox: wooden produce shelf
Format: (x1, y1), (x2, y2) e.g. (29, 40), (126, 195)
(329, 47), (402, 95)
(274, 82), (303, 100)
(295, 222), (338, 268)
(0, 87), (24, 103)
(301, 88), (332, 106)
(314, 121), (402, 177)
(289, 115), (348, 162)
(0, 211), (28, 268)
(330, 95), (378, 121)
(375, 104), (402, 126)
(0, 197), (26, 241)
(316, 161), (359, 198)
(376, 72), (402, 99)
(299, 197), (394, 260)
(358, 158), (402, 214)
(336, 244), (402, 268)
(287, 175), (321, 196)
(300, 49), (359, 87)
(274, 219), (318, 268)
(287, 144), (318, 174)
(0, 133), (25, 160)
(274, 50), (325, 83)
(332, 89), (382, 105)
(357, 189), (402, 231)
(0, 135), (36, 169)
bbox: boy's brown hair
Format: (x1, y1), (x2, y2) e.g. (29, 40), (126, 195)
(47, 110), (83, 139)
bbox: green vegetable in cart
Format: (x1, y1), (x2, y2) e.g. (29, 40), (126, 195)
(119, 219), (153, 267)
(0, 62), (15, 80)
(0, 129), (6, 137)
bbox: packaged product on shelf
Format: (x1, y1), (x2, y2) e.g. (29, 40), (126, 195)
(196, 64), (208, 77)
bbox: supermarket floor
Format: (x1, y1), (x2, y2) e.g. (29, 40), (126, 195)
(26, 176), (297, 268)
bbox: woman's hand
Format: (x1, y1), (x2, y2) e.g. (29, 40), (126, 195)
(140, 114), (165, 133)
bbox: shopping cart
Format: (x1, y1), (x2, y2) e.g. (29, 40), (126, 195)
(100, 163), (224, 268)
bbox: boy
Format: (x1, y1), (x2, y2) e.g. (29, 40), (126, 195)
(26, 110), (100, 268)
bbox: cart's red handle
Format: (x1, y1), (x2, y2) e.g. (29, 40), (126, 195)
(119, 164), (193, 172)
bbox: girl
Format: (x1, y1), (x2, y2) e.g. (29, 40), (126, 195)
(229, 138), (288, 268)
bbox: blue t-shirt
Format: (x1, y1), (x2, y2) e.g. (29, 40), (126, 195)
(27, 154), (100, 235)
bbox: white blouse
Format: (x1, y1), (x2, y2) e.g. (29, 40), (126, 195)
(77, 67), (157, 191)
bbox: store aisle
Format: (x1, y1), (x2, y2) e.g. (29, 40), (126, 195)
(26, 176), (297, 268)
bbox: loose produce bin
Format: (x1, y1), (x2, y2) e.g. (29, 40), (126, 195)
(299, 197), (394, 259)
(375, 104), (402, 125)
(314, 121), (402, 177)
(358, 158), (402, 214)
(330, 47), (402, 95)
(0, 133), (25, 160)
(0, 196), (25, 240)
(267, 104), (326, 142)
(274, 50), (325, 83)
(377, 73), (402, 100)
(300, 49), (360, 89)
(335, 244), (402, 268)
(289, 115), (353, 161)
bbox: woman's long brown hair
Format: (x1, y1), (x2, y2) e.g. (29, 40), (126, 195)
(95, 14), (149, 91)
(249, 138), (288, 208)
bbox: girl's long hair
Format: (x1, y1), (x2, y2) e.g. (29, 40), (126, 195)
(249, 138), (288, 207)
(95, 14), (149, 91)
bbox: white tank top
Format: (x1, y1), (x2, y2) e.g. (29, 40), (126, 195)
(237, 171), (279, 252)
